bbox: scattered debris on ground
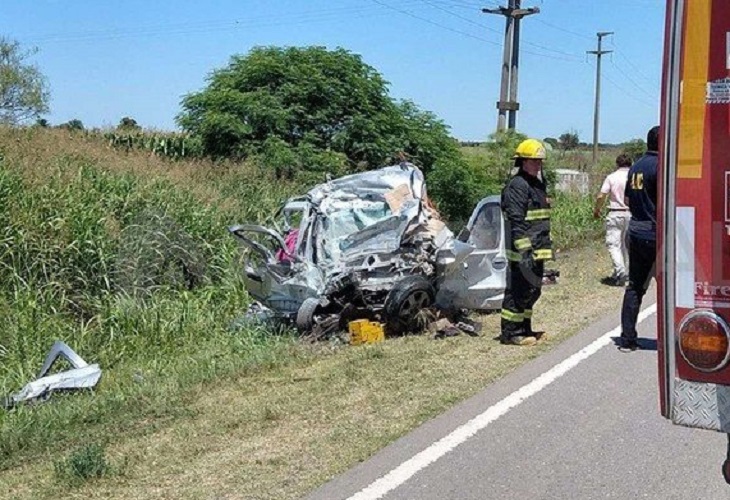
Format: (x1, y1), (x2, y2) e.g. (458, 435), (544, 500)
(3, 341), (101, 409)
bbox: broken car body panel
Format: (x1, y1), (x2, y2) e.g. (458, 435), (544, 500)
(229, 163), (507, 323)
(435, 195), (508, 311)
(4, 340), (102, 408)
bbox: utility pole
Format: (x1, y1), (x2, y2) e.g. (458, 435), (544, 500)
(587, 31), (613, 165)
(483, 1), (539, 132)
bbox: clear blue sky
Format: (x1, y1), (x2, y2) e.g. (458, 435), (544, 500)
(2, 0), (665, 144)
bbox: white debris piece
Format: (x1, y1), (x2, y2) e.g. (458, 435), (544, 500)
(4, 340), (102, 408)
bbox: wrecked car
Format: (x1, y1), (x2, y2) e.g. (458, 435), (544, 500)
(229, 162), (509, 336)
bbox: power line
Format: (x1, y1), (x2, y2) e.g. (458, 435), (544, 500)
(534, 18), (593, 40)
(420, 0), (584, 59)
(612, 47), (660, 89)
(585, 59), (656, 109)
(608, 59), (658, 101)
(604, 73), (658, 109)
(368, 0), (503, 46)
(420, 0), (503, 35)
(433, 0), (489, 8)
(19, 3), (428, 45)
(371, 0), (589, 63)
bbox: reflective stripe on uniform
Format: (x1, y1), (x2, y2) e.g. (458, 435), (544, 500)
(525, 208), (551, 221)
(501, 309), (524, 322)
(523, 309), (533, 319)
(506, 250), (522, 261)
(514, 237), (532, 250)
(534, 249), (553, 260)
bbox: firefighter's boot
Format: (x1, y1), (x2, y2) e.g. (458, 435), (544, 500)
(532, 331), (549, 342)
(502, 335), (537, 346)
(524, 319), (548, 343)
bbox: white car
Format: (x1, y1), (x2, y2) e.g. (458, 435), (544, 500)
(229, 163), (508, 335)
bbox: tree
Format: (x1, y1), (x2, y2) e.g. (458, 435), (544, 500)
(558, 131), (580, 151)
(59, 119), (84, 131)
(177, 46), (458, 175)
(118, 116), (141, 131)
(621, 138), (646, 161)
(0, 37), (50, 125)
(427, 156), (485, 225)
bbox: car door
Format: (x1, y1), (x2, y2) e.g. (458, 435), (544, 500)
(228, 224), (298, 302)
(436, 195), (507, 311)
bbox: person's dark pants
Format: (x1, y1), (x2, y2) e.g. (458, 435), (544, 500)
(501, 260), (544, 339)
(620, 236), (656, 341)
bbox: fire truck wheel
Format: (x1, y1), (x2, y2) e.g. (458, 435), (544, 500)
(296, 298), (321, 334)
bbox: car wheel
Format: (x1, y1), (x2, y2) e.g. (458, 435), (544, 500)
(384, 276), (435, 334)
(296, 297), (321, 334)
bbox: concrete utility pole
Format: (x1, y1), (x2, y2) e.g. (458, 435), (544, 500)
(587, 31), (613, 165)
(483, 1), (539, 132)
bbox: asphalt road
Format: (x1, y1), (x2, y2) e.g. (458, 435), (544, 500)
(305, 301), (730, 500)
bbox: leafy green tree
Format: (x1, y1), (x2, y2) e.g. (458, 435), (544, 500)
(118, 116), (140, 131)
(177, 46), (459, 175)
(59, 119), (84, 131)
(0, 37), (50, 125)
(428, 156), (486, 225)
(482, 129), (527, 180)
(388, 100), (463, 173)
(621, 138), (646, 161)
(558, 130), (580, 151)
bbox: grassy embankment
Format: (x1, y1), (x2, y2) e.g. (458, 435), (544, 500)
(0, 128), (619, 498)
(0, 127), (299, 467)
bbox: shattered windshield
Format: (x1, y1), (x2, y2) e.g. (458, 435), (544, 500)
(319, 200), (392, 263)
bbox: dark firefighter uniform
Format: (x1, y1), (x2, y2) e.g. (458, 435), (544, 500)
(500, 139), (553, 345)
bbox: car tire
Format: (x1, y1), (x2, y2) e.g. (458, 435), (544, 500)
(384, 276), (435, 335)
(296, 297), (321, 334)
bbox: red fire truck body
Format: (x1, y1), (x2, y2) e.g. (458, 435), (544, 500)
(658, 0), (730, 452)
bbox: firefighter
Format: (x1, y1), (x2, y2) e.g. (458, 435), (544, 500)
(500, 138), (553, 346)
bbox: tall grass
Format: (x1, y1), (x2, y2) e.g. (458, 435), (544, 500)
(0, 127), (301, 468)
(0, 127), (610, 470)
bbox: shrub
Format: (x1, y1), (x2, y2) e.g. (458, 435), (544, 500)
(53, 443), (110, 484)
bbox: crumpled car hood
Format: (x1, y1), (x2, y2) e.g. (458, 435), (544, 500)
(305, 163), (455, 282)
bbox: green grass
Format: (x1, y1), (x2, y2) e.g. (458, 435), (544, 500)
(0, 242), (625, 500)
(0, 127), (609, 479)
(0, 127), (304, 469)
(53, 443), (113, 485)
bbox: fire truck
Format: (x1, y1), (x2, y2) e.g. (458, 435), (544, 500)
(657, 0), (730, 482)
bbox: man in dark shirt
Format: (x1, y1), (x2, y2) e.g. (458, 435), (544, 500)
(620, 125), (660, 351)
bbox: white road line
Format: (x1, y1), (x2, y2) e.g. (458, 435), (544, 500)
(347, 305), (658, 500)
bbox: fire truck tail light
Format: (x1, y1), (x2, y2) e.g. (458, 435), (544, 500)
(678, 310), (730, 372)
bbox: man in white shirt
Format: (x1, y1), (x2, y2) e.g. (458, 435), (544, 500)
(593, 153), (632, 286)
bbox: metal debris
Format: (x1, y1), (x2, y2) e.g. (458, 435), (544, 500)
(3, 341), (102, 409)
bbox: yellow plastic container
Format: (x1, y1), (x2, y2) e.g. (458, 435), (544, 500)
(348, 319), (385, 345)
